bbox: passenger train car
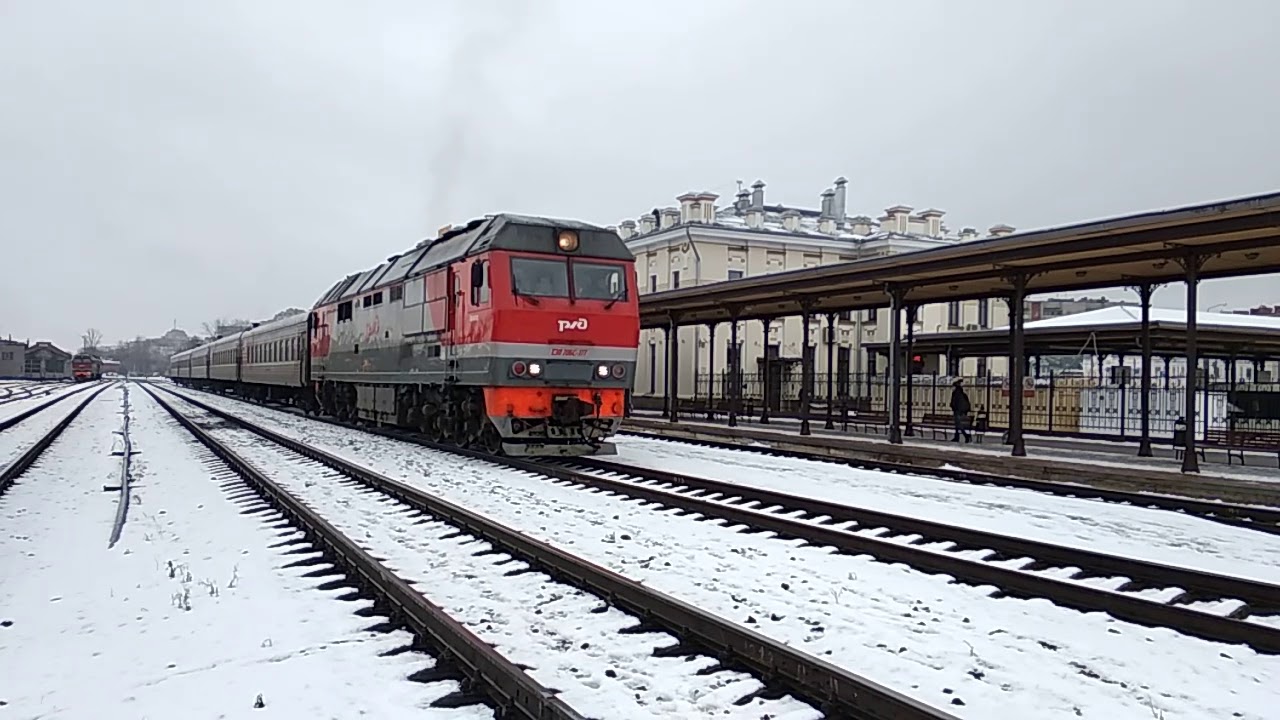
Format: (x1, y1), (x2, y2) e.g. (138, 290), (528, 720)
(169, 213), (639, 456)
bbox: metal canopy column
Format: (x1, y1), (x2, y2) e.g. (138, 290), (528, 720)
(666, 315), (680, 423)
(728, 316), (741, 427)
(800, 303), (814, 436)
(661, 323), (671, 416)
(705, 322), (717, 421)
(904, 304), (918, 437)
(824, 312), (836, 430)
(1005, 273), (1028, 457)
(759, 317), (772, 424)
(888, 286), (906, 445)
(1136, 282), (1156, 457)
(1178, 253), (1205, 473)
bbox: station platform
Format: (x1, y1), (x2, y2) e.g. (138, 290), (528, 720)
(621, 412), (1280, 506)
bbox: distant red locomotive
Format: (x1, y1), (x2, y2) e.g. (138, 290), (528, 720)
(71, 354), (102, 382)
(169, 214), (639, 456)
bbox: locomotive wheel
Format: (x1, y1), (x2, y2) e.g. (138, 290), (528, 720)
(478, 424), (504, 455)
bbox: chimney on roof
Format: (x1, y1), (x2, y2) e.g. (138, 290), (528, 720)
(781, 209), (801, 232)
(819, 187), (835, 220)
(850, 215), (874, 235)
(638, 214), (655, 234)
(660, 207), (680, 229)
(696, 191), (719, 223)
(885, 205), (913, 234)
(734, 186), (751, 215)
(958, 226), (979, 242)
(750, 180), (765, 211)
(833, 177), (848, 225)
(618, 219), (636, 240)
(919, 208), (945, 238)
(988, 223), (1016, 238)
(437, 223), (453, 237)
(677, 192), (700, 223)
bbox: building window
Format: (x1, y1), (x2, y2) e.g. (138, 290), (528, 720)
(978, 298), (989, 328)
(1, 351), (11, 361)
(648, 343), (657, 395)
(947, 301), (961, 328)
(648, 274), (657, 293)
(727, 269), (744, 281)
(976, 356), (988, 377)
(671, 271), (681, 290)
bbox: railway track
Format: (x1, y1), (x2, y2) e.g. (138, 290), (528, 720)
(0, 382), (96, 431)
(149, 383), (959, 720)
(618, 427), (1280, 536)
(0, 383), (115, 497)
(158, 384), (1280, 654)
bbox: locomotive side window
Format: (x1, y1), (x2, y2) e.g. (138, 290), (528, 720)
(470, 260), (490, 305)
(390, 284), (404, 302)
(574, 261), (627, 301)
(511, 257), (568, 297)
(338, 301), (353, 322)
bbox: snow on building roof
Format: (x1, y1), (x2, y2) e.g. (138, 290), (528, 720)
(1001, 305), (1280, 334)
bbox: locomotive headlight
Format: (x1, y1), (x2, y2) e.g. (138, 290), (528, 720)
(527, 362), (543, 377)
(596, 364), (610, 378)
(556, 229), (579, 252)
(610, 363), (626, 379)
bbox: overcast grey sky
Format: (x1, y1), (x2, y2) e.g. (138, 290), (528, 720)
(3, 0), (1278, 351)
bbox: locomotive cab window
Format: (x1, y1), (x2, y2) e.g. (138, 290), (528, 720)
(574, 261), (627, 301)
(470, 260), (490, 305)
(510, 257), (568, 298)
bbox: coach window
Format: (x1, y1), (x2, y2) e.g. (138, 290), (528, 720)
(511, 257), (568, 297)
(574, 261), (627, 301)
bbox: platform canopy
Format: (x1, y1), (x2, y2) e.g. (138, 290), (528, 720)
(863, 305), (1280, 358)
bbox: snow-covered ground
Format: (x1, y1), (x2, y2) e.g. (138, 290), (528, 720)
(0, 382), (84, 423)
(0, 385), (102, 472)
(162, 392), (823, 719)
(608, 435), (1280, 586)
(168, 387), (1280, 720)
(0, 385), (493, 719)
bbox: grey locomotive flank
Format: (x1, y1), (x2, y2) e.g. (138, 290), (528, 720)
(315, 341), (637, 389)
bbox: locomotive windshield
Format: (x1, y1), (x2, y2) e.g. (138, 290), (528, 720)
(510, 257), (628, 302)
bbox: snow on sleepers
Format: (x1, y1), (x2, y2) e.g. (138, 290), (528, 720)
(562, 457), (1280, 628)
(155, 385), (952, 720)
(170, 387), (1280, 720)
(0, 380), (95, 428)
(145, 386), (586, 720)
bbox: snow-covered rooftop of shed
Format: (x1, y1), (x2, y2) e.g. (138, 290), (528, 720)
(1001, 305), (1280, 333)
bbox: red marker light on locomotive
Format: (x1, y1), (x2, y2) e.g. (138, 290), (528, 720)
(610, 363), (626, 379)
(511, 360), (527, 377)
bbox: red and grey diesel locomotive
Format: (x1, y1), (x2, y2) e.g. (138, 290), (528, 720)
(168, 214), (639, 456)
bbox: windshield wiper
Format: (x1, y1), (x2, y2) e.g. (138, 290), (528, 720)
(603, 289), (626, 310)
(513, 286), (540, 306)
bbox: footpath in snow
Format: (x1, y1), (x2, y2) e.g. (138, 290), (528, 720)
(0, 385), (489, 719)
(170, 388), (1280, 720)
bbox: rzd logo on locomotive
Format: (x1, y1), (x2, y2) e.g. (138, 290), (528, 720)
(557, 317), (589, 332)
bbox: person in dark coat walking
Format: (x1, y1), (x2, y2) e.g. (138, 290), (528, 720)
(949, 378), (972, 443)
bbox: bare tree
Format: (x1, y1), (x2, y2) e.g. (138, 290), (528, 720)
(81, 328), (103, 352)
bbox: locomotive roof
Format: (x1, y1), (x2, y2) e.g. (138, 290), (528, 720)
(318, 213), (632, 305)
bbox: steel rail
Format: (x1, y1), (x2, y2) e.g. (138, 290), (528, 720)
(143, 384), (587, 720)
(153, 383), (959, 720)
(0, 382), (98, 433)
(618, 425), (1280, 535)
(0, 384), (115, 496)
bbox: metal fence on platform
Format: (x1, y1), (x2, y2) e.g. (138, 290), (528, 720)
(634, 371), (1280, 441)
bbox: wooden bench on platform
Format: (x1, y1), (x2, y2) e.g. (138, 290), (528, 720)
(1203, 428), (1280, 467)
